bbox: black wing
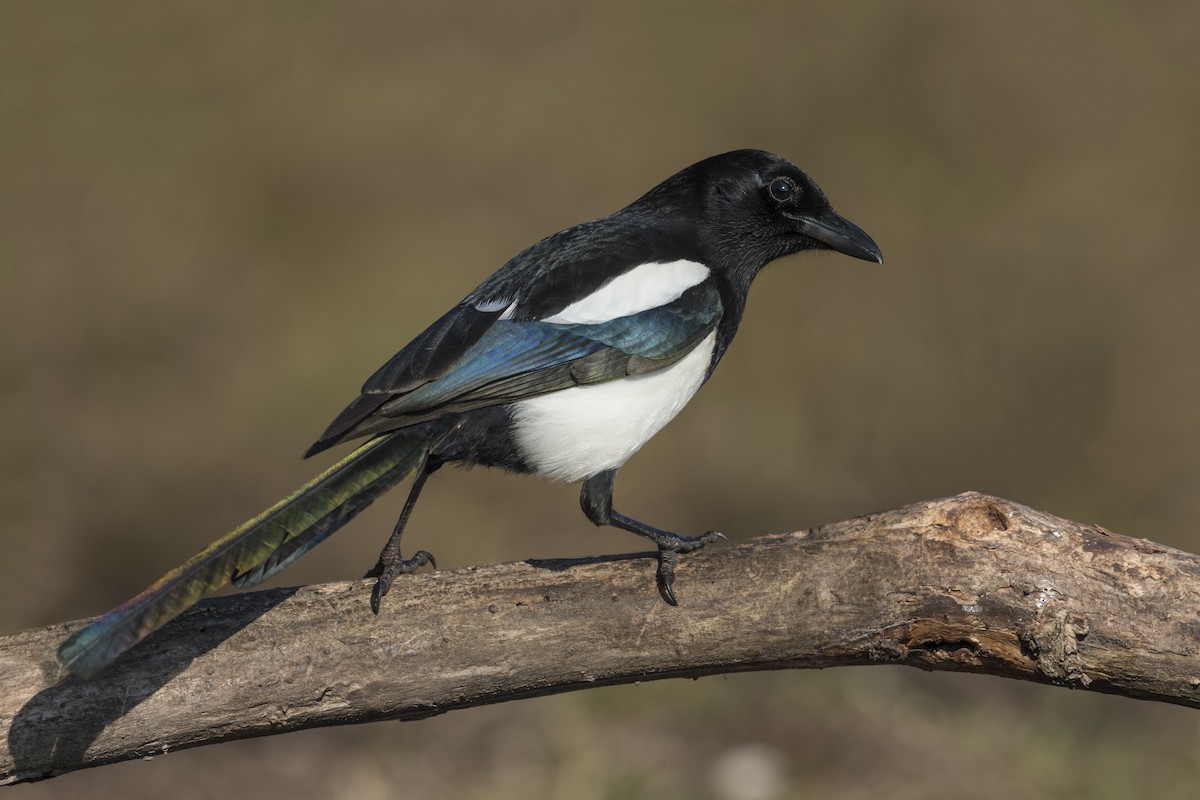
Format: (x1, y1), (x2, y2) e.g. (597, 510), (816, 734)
(305, 281), (721, 456)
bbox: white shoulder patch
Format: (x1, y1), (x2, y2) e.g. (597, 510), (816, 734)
(540, 260), (710, 325)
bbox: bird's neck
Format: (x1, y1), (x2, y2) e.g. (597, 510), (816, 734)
(708, 266), (757, 374)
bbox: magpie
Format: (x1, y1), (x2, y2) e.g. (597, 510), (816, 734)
(58, 149), (882, 678)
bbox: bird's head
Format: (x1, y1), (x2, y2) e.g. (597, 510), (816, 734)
(638, 149), (882, 278)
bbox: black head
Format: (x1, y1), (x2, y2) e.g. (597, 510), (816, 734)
(634, 149), (882, 277)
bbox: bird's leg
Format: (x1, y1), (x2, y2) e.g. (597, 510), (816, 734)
(366, 458), (442, 613)
(605, 510), (727, 605)
(580, 469), (726, 605)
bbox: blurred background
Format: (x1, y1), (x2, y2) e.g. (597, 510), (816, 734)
(4, 2), (1200, 797)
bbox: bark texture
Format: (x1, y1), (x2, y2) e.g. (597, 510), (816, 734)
(4, 492), (1200, 784)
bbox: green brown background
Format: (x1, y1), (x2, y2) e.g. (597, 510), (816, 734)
(5, 2), (1200, 798)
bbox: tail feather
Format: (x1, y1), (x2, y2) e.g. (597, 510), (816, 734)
(230, 443), (430, 589)
(57, 431), (432, 679)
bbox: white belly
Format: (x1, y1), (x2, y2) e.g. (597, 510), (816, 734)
(510, 331), (717, 483)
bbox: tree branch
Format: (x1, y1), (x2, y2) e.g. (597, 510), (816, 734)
(4, 492), (1200, 784)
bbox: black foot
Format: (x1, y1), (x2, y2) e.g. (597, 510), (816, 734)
(654, 530), (727, 605)
(366, 550), (436, 614)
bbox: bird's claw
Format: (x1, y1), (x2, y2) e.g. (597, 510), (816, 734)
(655, 530), (727, 606)
(657, 549), (680, 605)
(368, 549), (436, 614)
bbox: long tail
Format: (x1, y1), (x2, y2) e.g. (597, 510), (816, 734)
(58, 430), (433, 679)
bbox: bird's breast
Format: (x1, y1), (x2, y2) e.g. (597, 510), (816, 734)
(509, 331), (717, 483)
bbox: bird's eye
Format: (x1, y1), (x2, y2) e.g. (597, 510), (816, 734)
(767, 177), (797, 203)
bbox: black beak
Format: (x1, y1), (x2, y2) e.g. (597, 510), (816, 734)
(794, 208), (883, 264)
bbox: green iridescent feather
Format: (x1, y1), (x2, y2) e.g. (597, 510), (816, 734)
(57, 432), (431, 679)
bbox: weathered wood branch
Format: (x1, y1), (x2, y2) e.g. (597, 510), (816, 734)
(4, 492), (1200, 784)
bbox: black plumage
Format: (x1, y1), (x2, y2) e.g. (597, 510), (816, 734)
(58, 149), (881, 678)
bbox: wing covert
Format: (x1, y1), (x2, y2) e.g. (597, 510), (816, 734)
(308, 281), (722, 453)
